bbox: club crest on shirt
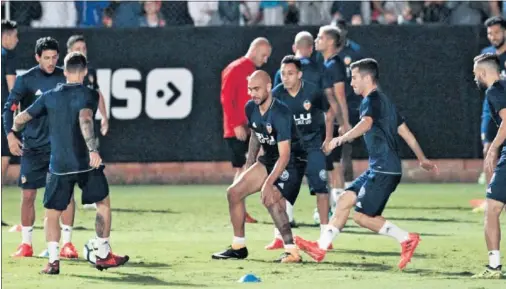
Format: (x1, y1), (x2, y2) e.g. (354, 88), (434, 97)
(266, 123), (272, 134)
(303, 100), (311, 111)
(344, 56), (352, 65)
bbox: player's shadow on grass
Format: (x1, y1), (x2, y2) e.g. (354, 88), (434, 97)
(64, 259), (171, 269)
(329, 249), (435, 259)
(111, 208), (179, 214)
(32, 225), (96, 231)
(70, 272), (207, 287)
(248, 258), (392, 272)
(387, 217), (475, 223)
(259, 221), (319, 228)
(402, 268), (474, 278)
(343, 228), (450, 237)
(388, 206), (469, 212)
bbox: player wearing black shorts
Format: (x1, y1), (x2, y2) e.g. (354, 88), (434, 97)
(1, 20), (19, 227)
(212, 70), (307, 263)
(266, 55), (334, 250)
(296, 59), (437, 270)
(3, 37), (78, 258)
(13, 51), (128, 274)
(472, 54), (506, 279)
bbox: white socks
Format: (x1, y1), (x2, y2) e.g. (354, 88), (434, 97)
(232, 236), (246, 246)
(21, 226), (33, 245)
(489, 250), (501, 269)
(330, 188), (344, 211)
(318, 224), (339, 250)
(61, 224), (72, 245)
(379, 221), (409, 243)
(285, 200), (294, 222)
(274, 228), (282, 240)
(96, 237), (111, 259)
(48, 241), (59, 263)
(285, 244), (295, 249)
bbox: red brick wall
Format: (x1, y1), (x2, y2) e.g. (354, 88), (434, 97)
(2, 159), (483, 185)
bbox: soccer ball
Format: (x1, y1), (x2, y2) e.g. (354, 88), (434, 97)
(83, 238), (98, 264)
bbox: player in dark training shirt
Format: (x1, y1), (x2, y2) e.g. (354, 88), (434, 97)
(12, 52), (129, 274)
(266, 55), (335, 251)
(295, 59), (438, 270)
(472, 54), (506, 279)
(3, 37), (79, 258)
(1, 20), (19, 227)
(212, 70), (307, 263)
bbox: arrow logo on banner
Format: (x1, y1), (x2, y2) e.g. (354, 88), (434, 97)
(166, 82), (181, 106)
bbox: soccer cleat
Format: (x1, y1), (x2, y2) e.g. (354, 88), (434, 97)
(471, 265), (503, 279)
(398, 233), (421, 270)
(2, 221), (9, 226)
(469, 199), (485, 209)
(327, 243), (334, 250)
(265, 238), (284, 250)
(245, 212), (258, 224)
(294, 236), (326, 262)
(275, 251), (302, 263)
(40, 260), (60, 275)
(95, 252), (129, 271)
(60, 242), (79, 259)
(11, 243), (33, 257)
(8, 224), (22, 233)
(212, 246), (248, 260)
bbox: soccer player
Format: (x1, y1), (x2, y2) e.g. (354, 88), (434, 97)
(265, 55), (335, 250)
(471, 16), (506, 213)
(212, 70), (307, 263)
(220, 37), (272, 224)
(295, 59), (438, 270)
(3, 37), (78, 258)
(315, 25), (349, 213)
(67, 34), (109, 210)
(471, 53), (506, 279)
(1, 20), (19, 227)
(12, 51), (129, 274)
(272, 31), (337, 227)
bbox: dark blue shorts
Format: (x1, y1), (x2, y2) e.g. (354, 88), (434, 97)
(18, 149), (50, 190)
(345, 169), (402, 217)
(44, 167), (109, 211)
(487, 153), (506, 204)
(259, 156), (307, 206)
(305, 148), (328, 195)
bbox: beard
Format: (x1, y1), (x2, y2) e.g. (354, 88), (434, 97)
(475, 79), (488, 91)
(493, 38), (505, 49)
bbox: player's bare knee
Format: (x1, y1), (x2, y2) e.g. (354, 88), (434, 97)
(485, 199), (503, 216)
(226, 185), (241, 204)
(21, 190), (36, 206)
(338, 191), (357, 209)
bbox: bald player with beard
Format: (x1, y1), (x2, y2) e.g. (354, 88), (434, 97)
(212, 70), (307, 263)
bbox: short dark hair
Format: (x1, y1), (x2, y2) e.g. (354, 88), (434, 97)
(35, 37), (60, 57)
(484, 16), (506, 29)
(474, 53), (500, 71)
(64, 52), (87, 73)
(350, 58), (379, 82)
(67, 35), (85, 50)
(281, 55), (302, 71)
(320, 25), (343, 48)
(1, 20), (17, 33)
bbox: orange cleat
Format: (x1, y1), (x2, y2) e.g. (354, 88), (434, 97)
(398, 233), (421, 270)
(469, 199), (486, 209)
(327, 243), (334, 250)
(95, 252), (129, 271)
(60, 242), (79, 259)
(11, 243), (33, 257)
(40, 260), (60, 275)
(245, 212), (258, 223)
(265, 238), (284, 250)
(294, 236), (326, 262)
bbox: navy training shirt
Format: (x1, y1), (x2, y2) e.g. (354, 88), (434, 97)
(245, 98), (306, 167)
(274, 57), (324, 90)
(1, 47), (18, 108)
(26, 83), (99, 174)
(486, 79), (506, 154)
(2, 66), (65, 151)
(272, 80), (328, 149)
(360, 90), (404, 174)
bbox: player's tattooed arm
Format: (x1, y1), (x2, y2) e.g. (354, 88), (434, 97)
(79, 108), (99, 151)
(245, 129), (261, 168)
(12, 110), (33, 132)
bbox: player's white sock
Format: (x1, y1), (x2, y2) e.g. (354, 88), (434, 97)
(489, 250), (501, 269)
(274, 228), (282, 240)
(47, 241), (59, 263)
(61, 224), (72, 245)
(330, 188), (343, 210)
(379, 221), (409, 243)
(96, 237), (111, 259)
(232, 236), (246, 246)
(21, 226), (33, 245)
(285, 244), (296, 249)
(318, 224), (339, 250)
(286, 200), (294, 222)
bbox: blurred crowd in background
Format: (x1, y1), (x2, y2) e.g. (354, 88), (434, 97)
(1, 1), (506, 28)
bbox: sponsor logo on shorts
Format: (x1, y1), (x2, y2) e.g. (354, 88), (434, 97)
(319, 169), (327, 181)
(21, 175), (26, 184)
(280, 170), (289, 181)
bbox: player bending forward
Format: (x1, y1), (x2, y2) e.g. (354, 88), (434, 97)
(295, 58), (438, 270)
(12, 52), (128, 274)
(212, 70), (307, 263)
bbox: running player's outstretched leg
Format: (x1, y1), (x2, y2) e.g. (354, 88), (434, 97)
(263, 189), (301, 263)
(212, 162), (266, 260)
